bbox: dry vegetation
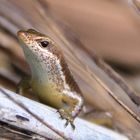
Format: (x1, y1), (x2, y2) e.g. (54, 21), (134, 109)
(0, 0), (140, 139)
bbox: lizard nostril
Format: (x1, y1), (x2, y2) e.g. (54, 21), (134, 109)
(17, 30), (30, 42)
(17, 30), (28, 38)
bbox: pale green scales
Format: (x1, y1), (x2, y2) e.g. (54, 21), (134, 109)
(17, 29), (84, 129)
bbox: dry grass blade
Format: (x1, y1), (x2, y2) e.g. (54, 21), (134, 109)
(0, 88), (129, 140)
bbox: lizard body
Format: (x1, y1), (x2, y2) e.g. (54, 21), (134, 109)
(17, 29), (84, 129)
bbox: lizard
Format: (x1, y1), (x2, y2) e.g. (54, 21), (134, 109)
(16, 29), (84, 129)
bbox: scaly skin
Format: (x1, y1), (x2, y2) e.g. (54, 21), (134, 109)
(17, 29), (84, 129)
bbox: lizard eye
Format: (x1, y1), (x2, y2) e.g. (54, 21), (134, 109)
(40, 41), (49, 48)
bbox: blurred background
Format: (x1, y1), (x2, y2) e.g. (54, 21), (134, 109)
(48, 0), (140, 91)
(49, 0), (140, 67)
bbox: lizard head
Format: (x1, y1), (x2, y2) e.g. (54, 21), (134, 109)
(17, 29), (63, 82)
(17, 29), (61, 58)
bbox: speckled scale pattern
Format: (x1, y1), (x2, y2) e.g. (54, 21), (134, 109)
(40, 51), (65, 92)
(30, 42), (65, 92)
